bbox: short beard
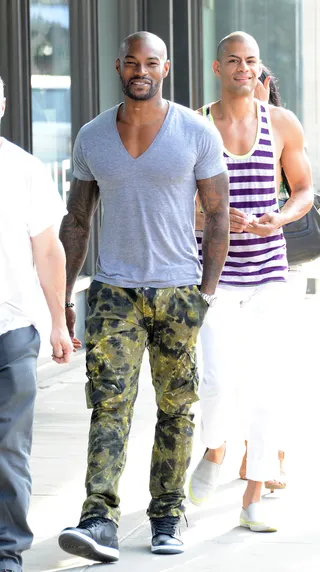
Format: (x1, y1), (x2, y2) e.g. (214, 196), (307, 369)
(119, 76), (161, 101)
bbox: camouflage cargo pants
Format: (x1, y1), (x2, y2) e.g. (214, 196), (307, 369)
(81, 281), (208, 525)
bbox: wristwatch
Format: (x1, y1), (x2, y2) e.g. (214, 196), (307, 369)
(200, 292), (217, 307)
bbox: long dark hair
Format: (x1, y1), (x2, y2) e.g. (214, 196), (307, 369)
(259, 65), (291, 193)
(259, 64), (281, 107)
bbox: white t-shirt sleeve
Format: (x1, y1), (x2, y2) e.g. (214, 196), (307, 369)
(73, 130), (95, 181)
(195, 123), (227, 180)
(28, 160), (66, 237)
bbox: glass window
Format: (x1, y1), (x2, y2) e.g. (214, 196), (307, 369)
(98, 0), (122, 112)
(202, 0), (218, 104)
(201, 0), (320, 192)
(30, 0), (72, 204)
(202, 0), (298, 111)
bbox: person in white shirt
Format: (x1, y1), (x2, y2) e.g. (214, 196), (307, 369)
(0, 76), (73, 572)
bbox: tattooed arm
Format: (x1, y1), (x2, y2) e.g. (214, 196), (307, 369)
(59, 178), (100, 335)
(197, 172), (230, 294)
(60, 178), (100, 299)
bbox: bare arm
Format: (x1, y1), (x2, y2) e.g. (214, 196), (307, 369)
(197, 172), (230, 294)
(277, 109), (313, 222)
(59, 178), (100, 301)
(246, 108), (313, 236)
(195, 192), (205, 230)
(31, 227), (73, 363)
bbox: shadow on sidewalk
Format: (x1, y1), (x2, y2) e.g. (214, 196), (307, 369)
(24, 507), (148, 572)
(23, 484), (250, 572)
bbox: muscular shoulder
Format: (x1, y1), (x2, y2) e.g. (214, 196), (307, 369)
(194, 102), (223, 144)
(172, 102), (214, 131)
(170, 102), (223, 153)
(77, 105), (119, 144)
(172, 101), (202, 122)
(269, 105), (304, 146)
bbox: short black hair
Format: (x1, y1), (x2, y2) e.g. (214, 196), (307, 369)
(259, 63), (281, 107)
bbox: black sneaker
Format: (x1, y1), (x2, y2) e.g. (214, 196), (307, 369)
(58, 517), (119, 562)
(150, 516), (184, 554)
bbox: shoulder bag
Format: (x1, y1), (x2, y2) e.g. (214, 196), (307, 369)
(279, 170), (320, 265)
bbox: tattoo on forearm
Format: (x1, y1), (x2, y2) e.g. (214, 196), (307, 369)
(197, 172), (230, 293)
(59, 179), (100, 298)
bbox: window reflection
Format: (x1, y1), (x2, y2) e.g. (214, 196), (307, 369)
(30, 0), (71, 203)
(202, 0), (217, 105)
(201, 0), (320, 194)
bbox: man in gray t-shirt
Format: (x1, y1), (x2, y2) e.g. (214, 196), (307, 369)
(72, 97), (226, 288)
(59, 31), (229, 562)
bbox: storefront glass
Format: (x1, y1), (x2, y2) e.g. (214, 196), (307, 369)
(30, 0), (72, 203)
(201, 0), (320, 191)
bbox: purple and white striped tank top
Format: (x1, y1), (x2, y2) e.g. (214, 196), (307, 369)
(197, 101), (288, 286)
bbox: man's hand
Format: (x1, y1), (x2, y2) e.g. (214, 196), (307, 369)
(230, 207), (257, 233)
(65, 306), (82, 351)
(51, 326), (74, 364)
(32, 227), (82, 360)
(245, 212), (283, 237)
(230, 207), (282, 236)
(255, 76), (271, 103)
(230, 207), (249, 232)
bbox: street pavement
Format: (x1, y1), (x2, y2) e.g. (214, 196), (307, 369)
(23, 294), (320, 572)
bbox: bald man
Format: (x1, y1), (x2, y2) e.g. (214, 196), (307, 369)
(58, 31), (229, 561)
(189, 31), (313, 531)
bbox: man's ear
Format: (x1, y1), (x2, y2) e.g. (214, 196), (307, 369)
(116, 58), (121, 76)
(212, 59), (220, 77)
(163, 59), (170, 78)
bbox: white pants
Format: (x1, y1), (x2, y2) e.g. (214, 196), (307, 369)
(199, 275), (305, 482)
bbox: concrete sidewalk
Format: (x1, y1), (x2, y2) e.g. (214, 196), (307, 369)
(24, 295), (320, 572)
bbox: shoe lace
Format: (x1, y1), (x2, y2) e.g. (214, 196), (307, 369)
(78, 517), (111, 529)
(152, 516), (182, 536)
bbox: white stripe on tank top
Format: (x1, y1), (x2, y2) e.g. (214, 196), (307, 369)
(197, 101), (288, 286)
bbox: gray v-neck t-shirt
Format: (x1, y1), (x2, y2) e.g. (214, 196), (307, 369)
(73, 101), (226, 288)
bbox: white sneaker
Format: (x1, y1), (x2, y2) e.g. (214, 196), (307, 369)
(240, 503), (277, 532)
(189, 455), (222, 506)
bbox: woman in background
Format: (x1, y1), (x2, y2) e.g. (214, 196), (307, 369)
(238, 64), (307, 491)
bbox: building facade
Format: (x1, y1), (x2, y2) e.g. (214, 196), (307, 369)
(0, 0), (318, 346)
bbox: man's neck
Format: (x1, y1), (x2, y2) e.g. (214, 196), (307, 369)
(119, 94), (168, 126)
(217, 93), (257, 122)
